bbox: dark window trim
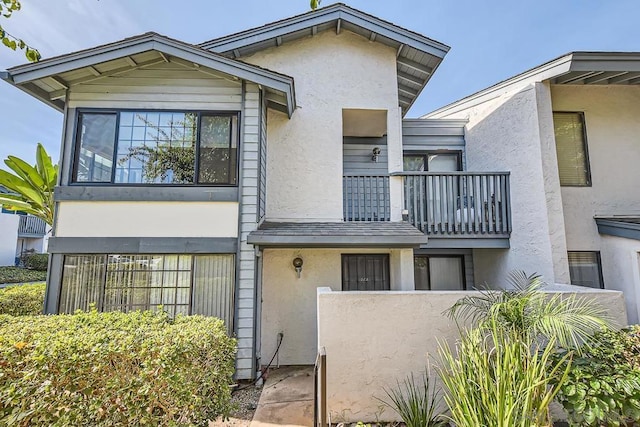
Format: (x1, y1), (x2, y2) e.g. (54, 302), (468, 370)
(414, 254), (467, 290)
(567, 250), (605, 289)
(403, 150), (463, 171)
(553, 111), (592, 187)
(71, 108), (241, 187)
(341, 253), (391, 291)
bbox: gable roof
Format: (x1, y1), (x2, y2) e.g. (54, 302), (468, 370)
(425, 51), (640, 118)
(1, 32), (297, 116)
(200, 3), (450, 116)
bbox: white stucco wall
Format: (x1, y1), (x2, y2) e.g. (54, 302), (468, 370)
(0, 214), (19, 266)
(599, 235), (640, 323)
(433, 84), (565, 285)
(243, 30), (403, 222)
(317, 287), (627, 423)
(260, 248), (414, 366)
(55, 201), (238, 238)
(551, 85), (640, 248)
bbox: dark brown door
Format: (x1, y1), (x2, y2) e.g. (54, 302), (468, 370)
(341, 254), (390, 291)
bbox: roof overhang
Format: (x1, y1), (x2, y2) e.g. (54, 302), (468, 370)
(596, 217), (640, 241)
(2, 32), (297, 117)
(200, 3), (450, 116)
(247, 221), (428, 248)
(426, 51), (640, 118)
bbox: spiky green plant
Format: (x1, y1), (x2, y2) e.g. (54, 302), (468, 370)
(377, 370), (447, 427)
(446, 270), (613, 351)
(438, 320), (571, 427)
(0, 143), (57, 225)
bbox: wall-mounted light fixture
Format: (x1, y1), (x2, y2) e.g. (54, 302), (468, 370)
(372, 147), (381, 162)
(292, 257), (304, 278)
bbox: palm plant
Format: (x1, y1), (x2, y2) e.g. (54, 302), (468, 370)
(0, 143), (57, 225)
(446, 270), (613, 351)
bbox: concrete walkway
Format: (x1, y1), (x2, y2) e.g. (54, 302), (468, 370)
(250, 366), (314, 427)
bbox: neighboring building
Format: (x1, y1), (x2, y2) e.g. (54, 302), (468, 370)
(0, 4), (636, 381)
(426, 52), (640, 323)
(0, 187), (49, 267)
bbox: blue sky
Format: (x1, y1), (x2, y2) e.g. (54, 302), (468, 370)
(1, 0), (639, 164)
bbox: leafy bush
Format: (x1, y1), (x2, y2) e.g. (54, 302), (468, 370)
(0, 282), (45, 315)
(23, 253), (48, 271)
(552, 326), (640, 426)
(0, 310), (237, 426)
(0, 266), (46, 284)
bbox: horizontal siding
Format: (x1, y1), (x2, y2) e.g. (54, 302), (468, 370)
(67, 62), (243, 110)
(343, 136), (388, 174)
(402, 119), (467, 169)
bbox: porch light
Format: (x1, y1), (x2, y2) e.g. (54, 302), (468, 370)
(372, 147), (381, 162)
(292, 257), (304, 278)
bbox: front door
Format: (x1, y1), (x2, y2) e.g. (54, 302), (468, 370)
(341, 254), (390, 291)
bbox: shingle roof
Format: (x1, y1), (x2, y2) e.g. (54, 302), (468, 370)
(247, 221), (427, 247)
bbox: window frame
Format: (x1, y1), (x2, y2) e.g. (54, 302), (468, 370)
(413, 254), (467, 290)
(552, 111), (592, 187)
(402, 150), (463, 172)
(567, 250), (605, 289)
(70, 108), (241, 187)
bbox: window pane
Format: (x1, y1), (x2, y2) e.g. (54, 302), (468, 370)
(428, 153), (460, 172)
(403, 155), (425, 171)
(60, 255), (105, 313)
(568, 251), (603, 289)
(414, 256), (430, 290)
(192, 255), (235, 334)
(115, 112), (197, 184)
(198, 115), (237, 184)
(553, 112), (590, 186)
(414, 256), (465, 290)
(75, 113), (117, 182)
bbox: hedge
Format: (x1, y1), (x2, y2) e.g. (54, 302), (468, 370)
(23, 253), (48, 271)
(0, 267), (47, 284)
(0, 282), (45, 316)
(0, 310), (237, 426)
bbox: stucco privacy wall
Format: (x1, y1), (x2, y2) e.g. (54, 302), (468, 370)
(55, 201), (238, 238)
(0, 214), (19, 266)
(551, 85), (640, 249)
(431, 84), (567, 285)
(260, 248), (414, 366)
(317, 287), (628, 423)
(242, 30), (403, 222)
(600, 235), (640, 323)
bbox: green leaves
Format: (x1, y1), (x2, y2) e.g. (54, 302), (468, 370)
(0, 1), (41, 62)
(0, 143), (57, 225)
(310, 0), (321, 10)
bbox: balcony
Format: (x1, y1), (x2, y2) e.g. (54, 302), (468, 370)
(18, 215), (47, 238)
(343, 172), (511, 247)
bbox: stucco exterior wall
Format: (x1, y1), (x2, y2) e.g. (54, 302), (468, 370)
(0, 214), (19, 266)
(551, 85), (640, 249)
(260, 248), (414, 366)
(599, 235), (640, 323)
(317, 286), (628, 423)
(243, 30), (403, 222)
(55, 201), (238, 238)
(434, 84), (563, 285)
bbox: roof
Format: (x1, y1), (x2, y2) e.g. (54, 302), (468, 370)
(595, 217), (640, 241)
(247, 221), (428, 247)
(1, 32), (297, 116)
(426, 51), (640, 118)
(200, 3), (450, 116)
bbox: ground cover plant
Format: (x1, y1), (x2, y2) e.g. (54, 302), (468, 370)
(0, 309), (236, 426)
(0, 266), (46, 284)
(0, 282), (44, 315)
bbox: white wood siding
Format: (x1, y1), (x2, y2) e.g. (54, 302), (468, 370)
(67, 62), (242, 110)
(236, 83), (261, 379)
(258, 90), (267, 221)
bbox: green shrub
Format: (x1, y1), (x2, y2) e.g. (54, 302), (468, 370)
(23, 253), (48, 271)
(0, 266), (47, 284)
(552, 326), (640, 426)
(0, 282), (45, 315)
(0, 309), (237, 426)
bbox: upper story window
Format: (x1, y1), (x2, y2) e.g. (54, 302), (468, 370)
(553, 112), (591, 187)
(403, 151), (462, 172)
(73, 111), (239, 185)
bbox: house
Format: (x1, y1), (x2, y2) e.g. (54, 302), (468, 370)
(0, 187), (49, 267)
(426, 52), (640, 323)
(0, 3), (635, 388)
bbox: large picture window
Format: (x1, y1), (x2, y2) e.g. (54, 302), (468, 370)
(414, 255), (466, 290)
(59, 254), (236, 333)
(73, 111), (239, 185)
